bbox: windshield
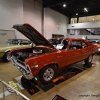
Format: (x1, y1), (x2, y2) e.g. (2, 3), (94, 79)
(49, 39), (63, 45)
(49, 39), (69, 49)
(4, 39), (20, 45)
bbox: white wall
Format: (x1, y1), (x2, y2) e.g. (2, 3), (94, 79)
(0, 0), (42, 39)
(67, 22), (100, 29)
(0, 0), (68, 40)
(0, 0), (25, 39)
(23, 0), (42, 33)
(23, 2), (69, 39)
(44, 8), (68, 39)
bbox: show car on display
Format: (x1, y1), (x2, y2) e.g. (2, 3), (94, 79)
(10, 24), (98, 85)
(0, 39), (32, 61)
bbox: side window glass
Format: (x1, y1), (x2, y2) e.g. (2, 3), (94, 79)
(12, 40), (19, 45)
(56, 40), (69, 50)
(62, 40), (69, 50)
(69, 41), (82, 50)
(21, 40), (31, 45)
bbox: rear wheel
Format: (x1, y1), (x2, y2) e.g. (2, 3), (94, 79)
(84, 55), (93, 68)
(38, 65), (57, 84)
(3, 51), (10, 62)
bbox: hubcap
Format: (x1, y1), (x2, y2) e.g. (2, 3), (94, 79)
(43, 68), (54, 82)
(88, 55), (92, 63)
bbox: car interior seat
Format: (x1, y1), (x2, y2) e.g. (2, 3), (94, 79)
(62, 40), (68, 49)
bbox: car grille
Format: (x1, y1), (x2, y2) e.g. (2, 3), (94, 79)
(17, 59), (25, 66)
(10, 56), (30, 75)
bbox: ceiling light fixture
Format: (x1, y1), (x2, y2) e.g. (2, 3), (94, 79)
(63, 4), (66, 7)
(84, 8), (88, 12)
(76, 13), (78, 15)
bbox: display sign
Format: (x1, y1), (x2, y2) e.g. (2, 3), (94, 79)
(52, 95), (66, 100)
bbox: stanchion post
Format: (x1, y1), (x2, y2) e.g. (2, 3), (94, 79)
(0, 79), (30, 100)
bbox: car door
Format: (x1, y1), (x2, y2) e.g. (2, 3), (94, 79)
(55, 50), (68, 68)
(56, 40), (69, 68)
(66, 40), (83, 65)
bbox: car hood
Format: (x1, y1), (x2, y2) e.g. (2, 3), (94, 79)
(13, 24), (55, 49)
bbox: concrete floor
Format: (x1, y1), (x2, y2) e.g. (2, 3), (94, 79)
(0, 55), (100, 100)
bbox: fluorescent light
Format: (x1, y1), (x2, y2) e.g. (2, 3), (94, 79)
(84, 8), (88, 12)
(63, 4), (66, 7)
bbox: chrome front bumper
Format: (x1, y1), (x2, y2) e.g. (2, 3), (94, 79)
(10, 56), (33, 79)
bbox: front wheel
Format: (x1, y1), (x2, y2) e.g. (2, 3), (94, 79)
(38, 65), (57, 84)
(3, 51), (10, 62)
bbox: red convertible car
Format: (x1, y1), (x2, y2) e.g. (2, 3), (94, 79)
(10, 24), (98, 84)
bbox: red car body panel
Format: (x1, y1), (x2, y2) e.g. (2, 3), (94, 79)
(11, 39), (98, 77)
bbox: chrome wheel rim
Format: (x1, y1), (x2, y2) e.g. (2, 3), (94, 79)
(7, 53), (10, 61)
(43, 68), (54, 82)
(88, 55), (92, 63)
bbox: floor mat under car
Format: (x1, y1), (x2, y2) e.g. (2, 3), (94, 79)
(53, 62), (87, 84)
(21, 76), (39, 95)
(52, 94), (67, 100)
